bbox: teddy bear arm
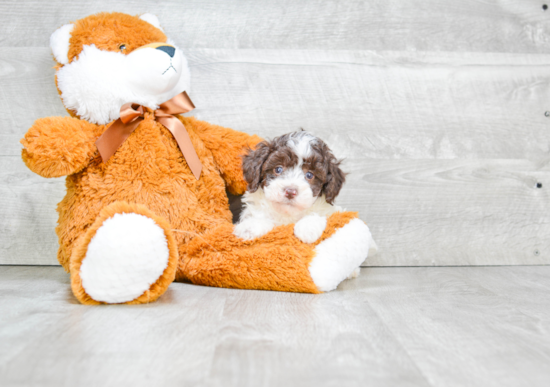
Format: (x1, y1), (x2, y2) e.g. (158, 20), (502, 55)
(186, 117), (263, 195)
(21, 117), (99, 178)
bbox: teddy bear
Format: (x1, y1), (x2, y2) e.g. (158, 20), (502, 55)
(20, 12), (374, 305)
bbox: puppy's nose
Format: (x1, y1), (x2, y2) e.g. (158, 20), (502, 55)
(156, 45), (175, 58)
(284, 188), (298, 199)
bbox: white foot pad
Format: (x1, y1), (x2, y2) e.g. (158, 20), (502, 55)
(309, 219), (372, 292)
(80, 213), (169, 303)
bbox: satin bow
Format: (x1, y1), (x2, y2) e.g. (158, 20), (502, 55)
(95, 91), (202, 180)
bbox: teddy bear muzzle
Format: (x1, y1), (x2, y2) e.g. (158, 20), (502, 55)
(126, 42), (183, 94)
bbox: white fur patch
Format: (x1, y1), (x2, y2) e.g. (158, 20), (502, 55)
(80, 213), (170, 303)
(309, 219), (372, 292)
(139, 13), (164, 31)
(56, 42), (190, 125)
(237, 189), (340, 235)
(50, 24), (74, 65)
(262, 164), (317, 214)
(294, 213), (327, 243)
(287, 131), (316, 159)
(255, 131), (321, 215)
(233, 218), (275, 240)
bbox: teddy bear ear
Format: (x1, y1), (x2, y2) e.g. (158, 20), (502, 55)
(139, 13), (164, 32)
(50, 24), (74, 65)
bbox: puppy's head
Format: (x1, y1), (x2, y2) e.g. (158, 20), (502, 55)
(243, 132), (346, 212)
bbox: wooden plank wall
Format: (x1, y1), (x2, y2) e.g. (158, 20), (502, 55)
(0, 0), (549, 266)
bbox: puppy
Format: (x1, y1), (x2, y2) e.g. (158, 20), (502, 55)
(234, 131), (376, 277)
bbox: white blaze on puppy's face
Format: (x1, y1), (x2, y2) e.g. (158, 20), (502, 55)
(263, 164), (317, 214)
(263, 132), (318, 214)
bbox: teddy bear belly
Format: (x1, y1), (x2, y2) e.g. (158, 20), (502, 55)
(55, 167), (232, 269)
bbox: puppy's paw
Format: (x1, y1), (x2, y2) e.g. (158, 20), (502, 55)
(233, 218), (275, 240)
(347, 267), (360, 280)
(294, 214), (327, 244)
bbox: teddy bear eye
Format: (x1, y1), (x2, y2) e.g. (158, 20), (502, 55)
(275, 167), (283, 175)
(119, 44), (127, 51)
(305, 172), (314, 180)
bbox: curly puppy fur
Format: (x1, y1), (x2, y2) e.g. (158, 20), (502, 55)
(234, 131), (348, 242)
(243, 131), (346, 204)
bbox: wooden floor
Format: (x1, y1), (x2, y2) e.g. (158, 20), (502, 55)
(1, 266), (549, 387)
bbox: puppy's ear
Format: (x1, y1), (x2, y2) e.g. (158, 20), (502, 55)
(242, 141), (271, 192)
(323, 153), (346, 205)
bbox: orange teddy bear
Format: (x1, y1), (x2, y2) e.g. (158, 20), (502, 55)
(20, 12), (372, 305)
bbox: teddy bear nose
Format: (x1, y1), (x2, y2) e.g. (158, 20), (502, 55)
(284, 188), (298, 199)
(156, 45), (175, 58)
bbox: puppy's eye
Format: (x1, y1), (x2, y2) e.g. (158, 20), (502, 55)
(274, 167), (283, 175)
(305, 172), (314, 180)
(119, 44), (127, 51)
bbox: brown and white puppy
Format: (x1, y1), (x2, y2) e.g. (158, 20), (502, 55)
(234, 131), (346, 244)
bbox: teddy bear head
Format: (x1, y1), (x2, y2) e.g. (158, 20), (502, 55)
(50, 12), (190, 125)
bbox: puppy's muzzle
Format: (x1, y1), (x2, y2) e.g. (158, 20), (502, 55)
(284, 187), (298, 199)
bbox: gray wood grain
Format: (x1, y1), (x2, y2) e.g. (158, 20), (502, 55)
(350, 159), (550, 266)
(188, 49), (550, 161)
(2, 3), (550, 267)
(2, 48), (550, 266)
(0, 159), (64, 266)
(2, 157), (548, 266)
(1, 266), (550, 386)
(3, 48), (550, 160)
(341, 266), (550, 387)
(1, 0), (550, 53)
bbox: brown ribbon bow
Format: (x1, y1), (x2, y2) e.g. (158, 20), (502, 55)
(95, 91), (202, 179)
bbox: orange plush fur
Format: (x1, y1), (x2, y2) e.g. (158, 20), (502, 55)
(21, 12), (363, 304)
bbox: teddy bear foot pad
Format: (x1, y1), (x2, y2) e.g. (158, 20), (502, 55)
(69, 202), (178, 305)
(309, 218), (372, 292)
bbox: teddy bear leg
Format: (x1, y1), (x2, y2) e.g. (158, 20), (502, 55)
(308, 214), (373, 291)
(69, 202), (178, 305)
(177, 212), (373, 293)
(177, 223), (321, 293)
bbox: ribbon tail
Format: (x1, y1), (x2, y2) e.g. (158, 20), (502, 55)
(160, 91), (195, 115)
(158, 116), (202, 180)
(96, 117), (143, 163)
